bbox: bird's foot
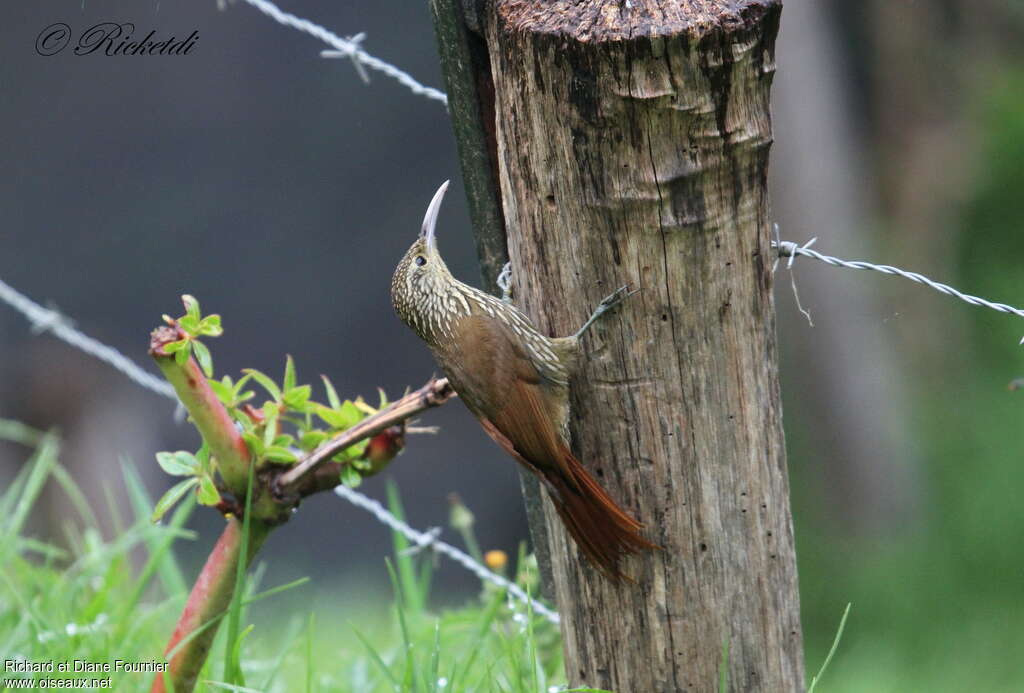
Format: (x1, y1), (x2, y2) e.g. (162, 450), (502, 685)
(597, 285), (639, 313)
(574, 284), (640, 339)
(497, 261), (513, 302)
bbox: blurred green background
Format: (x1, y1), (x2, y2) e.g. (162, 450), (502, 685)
(2, 1), (1024, 690)
(789, 55), (1024, 692)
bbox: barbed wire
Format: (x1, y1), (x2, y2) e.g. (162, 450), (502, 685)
(334, 485), (560, 625)
(236, 0), (449, 106)
(0, 277), (176, 398)
(0, 273), (557, 622)
(222, 0), (1024, 327)
(773, 238), (1024, 339)
(6, 235), (1024, 629)
(221, 0), (1024, 333)
(229, 0), (1024, 323)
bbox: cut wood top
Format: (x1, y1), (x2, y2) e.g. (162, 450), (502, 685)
(496, 0), (781, 41)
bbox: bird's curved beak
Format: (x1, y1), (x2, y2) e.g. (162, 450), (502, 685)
(420, 180), (449, 252)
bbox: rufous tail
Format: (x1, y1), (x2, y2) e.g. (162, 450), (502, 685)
(542, 451), (658, 582)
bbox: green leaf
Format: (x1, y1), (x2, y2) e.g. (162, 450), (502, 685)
(340, 465), (362, 488)
(208, 378), (234, 406)
(199, 314), (223, 337)
(156, 450), (200, 476)
(263, 404), (279, 449)
(339, 401), (363, 428)
(264, 446), (298, 464)
(178, 314), (201, 335)
(244, 369), (282, 402)
(283, 355), (297, 392)
(196, 442), (212, 473)
(272, 434), (295, 448)
(315, 401), (362, 431)
(175, 343), (191, 366)
(192, 340), (214, 378)
(182, 294), (201, 320)
(197, 474), (220, 506)
(242, 432), (264, 458)
(314, 404), (346, 429)
(234, 409), (256, 432)
(152, 478), (199, 522)
(232, 372), (254, 397)
(283, 385), (312, 410)
(262, 400), (276, 420)
(337, 438), (370, 461)
(299, 430), (328, 451)
(163, 338), (189, 354)
(321, 375), (342, 410)
(378, 387), (389, 409)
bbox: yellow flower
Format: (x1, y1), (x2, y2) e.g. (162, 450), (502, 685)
(484, 550), (508, 572)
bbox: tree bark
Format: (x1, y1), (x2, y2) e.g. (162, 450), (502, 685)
(481, 1), (804, 691)
(428, 0), (557, 601)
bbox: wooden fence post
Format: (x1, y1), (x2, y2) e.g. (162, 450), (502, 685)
(433, 2), (803, 689)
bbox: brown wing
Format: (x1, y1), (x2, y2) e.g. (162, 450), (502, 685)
(439, 314), (656, 580)
(438, 313), (572, 480)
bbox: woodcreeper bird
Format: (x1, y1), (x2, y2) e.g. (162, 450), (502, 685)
(391, 181), (656, 581)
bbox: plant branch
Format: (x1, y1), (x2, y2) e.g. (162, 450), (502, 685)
(146, 320), (453, 692)
(151, 517), (271, 693)
(150, 325), (251, 493)
(276, 376), (455, 494)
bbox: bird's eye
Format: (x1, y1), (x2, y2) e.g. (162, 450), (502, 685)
(415, 256), (427, 267)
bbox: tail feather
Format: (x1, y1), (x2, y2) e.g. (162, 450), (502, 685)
(475, 415), (656, 581)
(542, 451), (658, 582)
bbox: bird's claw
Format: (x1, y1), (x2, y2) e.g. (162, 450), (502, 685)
(597, 285), (638, 311)
(574, 284), (641, 339)
(497, 261), (513, 302)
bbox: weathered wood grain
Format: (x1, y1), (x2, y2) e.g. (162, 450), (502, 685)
(483, 1), (804, 690)
(428, 0), (558, 600)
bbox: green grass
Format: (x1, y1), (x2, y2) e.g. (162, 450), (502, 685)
(0, 426), (195, 690)
(0, 418), (884, 693)
(0, 424), (600, 693)
(806, 604), (850, 693)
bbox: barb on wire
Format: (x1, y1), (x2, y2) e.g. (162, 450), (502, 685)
(322, 32), (370, 84)
(237, 0), (448, 106)
(773, 237), (1024, 340)
(399, 526), (442, 557)
(771, 225), (814, 326)
(334, 484), (561, 625)
(0, 277), (175, 398)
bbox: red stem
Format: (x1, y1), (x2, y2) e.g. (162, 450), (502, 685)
(151, 518), (270, 693)
(150, 326), (251, 493)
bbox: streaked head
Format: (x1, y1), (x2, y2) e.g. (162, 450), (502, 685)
(391, 181), (457, 335)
